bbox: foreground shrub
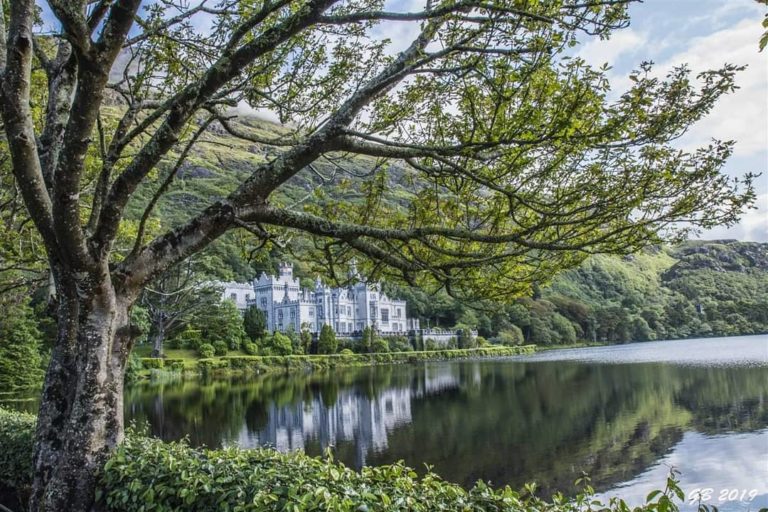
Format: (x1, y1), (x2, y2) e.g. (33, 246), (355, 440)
(0, 408), (35, 503)
(1, 407), (692, 512)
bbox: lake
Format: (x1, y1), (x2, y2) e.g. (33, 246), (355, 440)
(4, 335), (768, 510)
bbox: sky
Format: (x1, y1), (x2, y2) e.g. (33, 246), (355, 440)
(575, 0), (767, 242)
(37, 0), (767, 241)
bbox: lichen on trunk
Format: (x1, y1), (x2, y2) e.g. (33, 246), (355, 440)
(30, 270), (134, 512)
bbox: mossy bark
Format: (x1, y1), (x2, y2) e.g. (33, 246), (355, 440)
(30, 267), (133, 512)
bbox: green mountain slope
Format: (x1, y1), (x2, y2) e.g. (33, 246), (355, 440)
(125, 116), (768, 344)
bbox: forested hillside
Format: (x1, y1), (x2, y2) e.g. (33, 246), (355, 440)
(120, 116), (768, 345)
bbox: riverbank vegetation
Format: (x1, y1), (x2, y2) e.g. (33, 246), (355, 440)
(130, 345), (536, 380)
(0, 407), (693, 512)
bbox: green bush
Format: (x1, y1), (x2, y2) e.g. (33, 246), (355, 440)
(198, 343), (215, 359)
(318, 324), (338, 354)
(267, 332), (293, 356)
(242, 341), (259, 355)
(0, 408), (35, 503)
(212, 340), (228, 356)
(140, 358), (164, 369)
(339, 348), (354, 355)
(0, 407), (686, 512)
(164, 359), (185, 372)
(496, 325), (525, 346)
(371, 337), (390, 353)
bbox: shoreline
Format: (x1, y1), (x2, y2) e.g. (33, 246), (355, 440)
(135, 345), (537, 380)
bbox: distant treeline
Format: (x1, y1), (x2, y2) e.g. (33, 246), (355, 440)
(391, 241), (768, 346)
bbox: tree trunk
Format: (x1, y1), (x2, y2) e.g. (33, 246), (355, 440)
(150, 323), (165, 358)
(30, 268), (133, 512)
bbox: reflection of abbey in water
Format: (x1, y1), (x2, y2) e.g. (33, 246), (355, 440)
(234, 365), (464, 466)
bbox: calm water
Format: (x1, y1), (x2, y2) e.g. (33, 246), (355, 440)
(4, 336), (768, 510)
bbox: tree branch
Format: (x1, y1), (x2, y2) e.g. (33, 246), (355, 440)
(92, 0), (340, 258)
(0, 0), (57, 252)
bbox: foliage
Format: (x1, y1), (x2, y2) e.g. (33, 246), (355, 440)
(243, 342), (259, 356)
(386, 335), (412, 352)
(496, 326), (525, 346)
(198, 344), (215, 359)
(0, 407), (691, 512)
(243, 306), (267, 343)
(392, 241), (768, 346)
(193, 299), (247, 350)
(361, 326), (374, 353)
(212, 340), (228, 357)
(140, 261), (222, 357)
(285, 325), (302, 355)
(0, 407), (36, 504)
(265, 332), (293, 356)
(300, 324), (313, 355)
(371, 337), (390, 353)
(318, 325), (338, 354)
(0, 302), (45, 390)
(140, 358), (164, 370)
(208, 346), (534, 376)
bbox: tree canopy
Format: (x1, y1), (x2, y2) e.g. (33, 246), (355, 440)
(0, 1), (757, 509)
(0, 0), (755, 305)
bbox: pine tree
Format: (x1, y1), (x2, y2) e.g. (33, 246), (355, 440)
(243, 306), (267, 343)
(0, 303), (44, 389)
(318, 324), (338, 354)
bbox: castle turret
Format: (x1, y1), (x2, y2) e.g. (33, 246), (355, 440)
(279, 262), (293, 278)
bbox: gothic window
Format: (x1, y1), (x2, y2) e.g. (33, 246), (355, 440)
(290, 309), (295, 319)
(261, 298), (267, 308)
(347, 306), (351, 316)
(381, 308), (389, 323)
(396, 308), (401, 318)
(318, 306), (323, 319)
(309, 309), (314, 317)
(278, 310), (283, 321)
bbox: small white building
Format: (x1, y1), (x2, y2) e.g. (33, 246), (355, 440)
(219, 281), (254, 311)
(219, 263), (419, 336)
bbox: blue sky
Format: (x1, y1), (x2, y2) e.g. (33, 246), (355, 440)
(576, 0), (767, 241)
(37, 0), (767, 241)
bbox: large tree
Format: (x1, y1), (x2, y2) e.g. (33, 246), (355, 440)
(0, 0), (755, 510)
(140, 259), (221, 357)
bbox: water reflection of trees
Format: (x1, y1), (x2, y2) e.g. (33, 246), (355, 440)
(124, 361), (768, 495)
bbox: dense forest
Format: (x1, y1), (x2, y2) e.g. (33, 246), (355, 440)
(393, 240), (768, 345)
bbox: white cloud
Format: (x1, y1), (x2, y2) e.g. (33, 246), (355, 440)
(665, 18), (768, 156)
(700, 192), (768, 242)
(577, 29), (647, 68)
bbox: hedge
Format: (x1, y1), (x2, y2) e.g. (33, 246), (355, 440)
(0, 407), (36, 506)
(202, 345), (536, 375)
(0, 407), (689, 512)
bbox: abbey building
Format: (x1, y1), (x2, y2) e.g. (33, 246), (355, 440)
(219, 263), (419, 335)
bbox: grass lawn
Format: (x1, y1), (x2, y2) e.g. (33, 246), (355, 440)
(132, 345), (249, 369)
